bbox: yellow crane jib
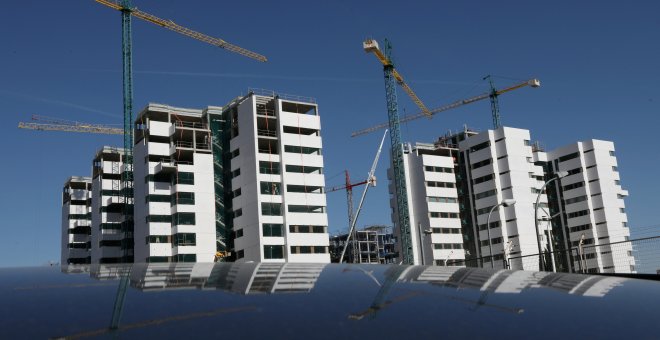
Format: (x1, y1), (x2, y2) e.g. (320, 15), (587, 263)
(94, 0), (268, 62)
(363, 39), (432, 117)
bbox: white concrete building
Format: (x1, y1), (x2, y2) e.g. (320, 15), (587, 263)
(388, 142), (465, 266)
(226, 90), (330, 263)
(133, 104), (218, 263)
(61, 176), (92, 265)
(91, 147), (129, 264)
(546, 139), (634, 273)
(457, 127), (549, 270)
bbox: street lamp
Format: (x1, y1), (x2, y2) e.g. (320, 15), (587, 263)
(534, 171), (568, 271)
(486, 199), (516, 268)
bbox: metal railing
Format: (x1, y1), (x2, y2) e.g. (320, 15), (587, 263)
(174, 121), (207, 129)
(257, 129), (277, 137)
(249, 87), (316, 103)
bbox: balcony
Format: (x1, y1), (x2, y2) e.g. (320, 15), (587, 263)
(155, 161), (177, 175)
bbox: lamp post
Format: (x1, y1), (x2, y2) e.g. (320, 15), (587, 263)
(486, 199), (516, 268)
(534, 171), (568, 271)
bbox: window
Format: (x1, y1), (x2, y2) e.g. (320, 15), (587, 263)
(432, 228), (461, 234)
(145, 173), (171, 183)
(259, 161), (280, 174)
(263, 224), (283, 237)
(567, 210), (589, 219)
(146, 235), (170, 244)
(172, 192), (195, 205)
(614, 180), (621, 185)
(260, 182), (281, 195)
(569, 224), (591, 233)
(478, 221), (501, 231)
(174, 233), (196, 246)
(620, 208), (625, 213)
(99, 240), (122, 247)
(232, 188), (242, 198)
(433, 243), (463, 250)
(231, 148), (240, 159)
(524, 140), (531, 147)
(290, 225), (326, 233)
(284, 145), (321, 155)
(288, 205), (325, 213)
(147, 215), (171, 223)
(612, 166), (618, 172)
(622, 222), (628, 228)
(426, 181), (456, 188)
(146, 194), (170, 203)
(470, 141), (490, 153)
(565, 195), (588, 205)
(427, 196), (458, 203)
(558, 152), (579, 163)
(172, 212), (195, 225)
(609, 151), (615, 156)
(147, 256), (170, 263)
(430, 212), (459, 218)
(231, 168), (241, 178)
(470, 158), (491, 170)
(234, 209), (243, 218)
(290, 246), (328, 254)
(286, 165), (322, 174)
(173, 172), (194, 185)
(563, 181), (584, 191)
(175, 254), (197, 263)
(235, 229), (244, 238)
(473, 174), (493, 184)
(262, 203), (282, 216)
(475, 189), (497, 200)
(264, 245), (284, 259)
(424, 166), (454, 173)
(236, 250), (244, 259)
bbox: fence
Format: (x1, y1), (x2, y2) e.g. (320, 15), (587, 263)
(447, 235), (660, 275)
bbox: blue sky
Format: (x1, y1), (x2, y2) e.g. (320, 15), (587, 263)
(1, 0), (659, 267)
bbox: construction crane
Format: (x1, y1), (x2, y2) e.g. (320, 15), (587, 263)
(365, 38), (429, 264)
(94, 0), (267, 331)
(18, 115), (123, 135)
(327, 171), (371, 263)
(352, 77), (541, 137)
(339, 129), (388, 263)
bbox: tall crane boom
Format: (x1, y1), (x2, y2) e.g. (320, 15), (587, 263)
(95, 0), (268, 62)
(351, 78), (540, 137)
(364, 39), (431, 117)
(18, 115), (123, 135)
(364, 39), (416, 265)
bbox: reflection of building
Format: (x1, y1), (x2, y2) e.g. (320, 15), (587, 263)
(409, 266), (626, 297)
(61, 176), (92, 265)
(128, 262), (327, 294)
(330, 226), (397, 264)
(90, 264), (132, 281)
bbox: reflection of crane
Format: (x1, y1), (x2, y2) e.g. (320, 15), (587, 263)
(351, 78), (540, 137)
(327, 171), (370, 262)
(349, 265), (413, 320)
(18, 115), (123, 135)
(365, 38), (428, 264)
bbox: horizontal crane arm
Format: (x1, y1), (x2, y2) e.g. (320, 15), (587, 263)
(18, 122), (124, 135)
(351, 78), (539, 137)
(94, 0), (267, 62)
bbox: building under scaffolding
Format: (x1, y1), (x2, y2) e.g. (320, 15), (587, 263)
(330, 225), (397, 264)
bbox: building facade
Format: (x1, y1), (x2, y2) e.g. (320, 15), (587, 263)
(90, 147), (131, 264)
(61, 176), (92, 265)
(224, 90), (330, 263)
(389, 142), (465, 266)
(546, 139), (634, 273)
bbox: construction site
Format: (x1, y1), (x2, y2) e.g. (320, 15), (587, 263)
(9, 1), (656, 276)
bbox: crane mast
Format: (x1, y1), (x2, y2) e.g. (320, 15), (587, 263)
(364, 39), (416, 264)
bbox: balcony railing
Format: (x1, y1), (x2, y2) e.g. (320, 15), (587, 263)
(257, 129), (277, 137)
(174, 121), (207, 129)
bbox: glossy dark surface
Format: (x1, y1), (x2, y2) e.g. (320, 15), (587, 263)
(1, 263), (659, 339)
